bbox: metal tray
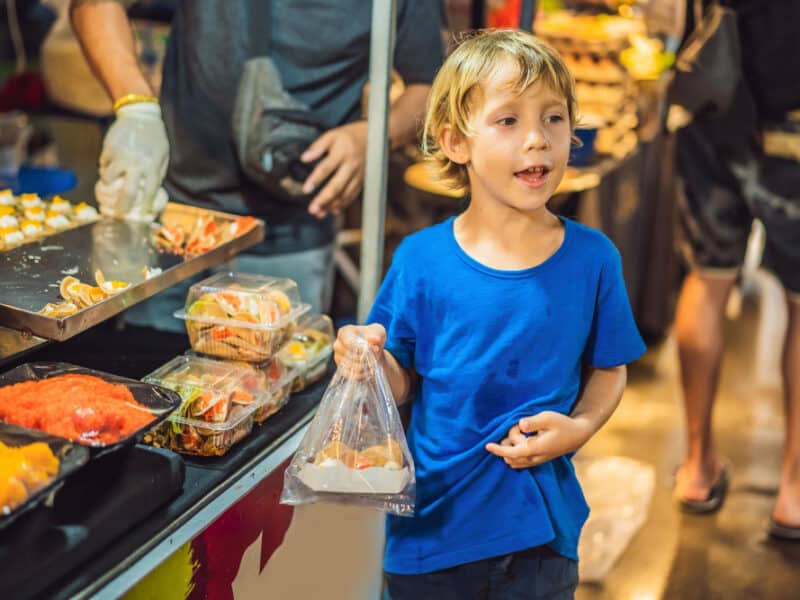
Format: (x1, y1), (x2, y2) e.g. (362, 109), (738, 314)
(0, 203), (265, 341)
(0, 362), (182, 454)
(0, 422), (90, 530)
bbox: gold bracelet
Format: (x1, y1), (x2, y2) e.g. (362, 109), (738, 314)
(113, 93), (159, 115)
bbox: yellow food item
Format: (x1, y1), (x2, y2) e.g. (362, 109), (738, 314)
(0, 441), (60, 513)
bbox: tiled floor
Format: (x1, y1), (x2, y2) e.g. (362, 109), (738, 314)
(577, 271), (800, 600)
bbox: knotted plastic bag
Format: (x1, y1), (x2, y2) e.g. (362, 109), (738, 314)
(281, 337), (415, 516)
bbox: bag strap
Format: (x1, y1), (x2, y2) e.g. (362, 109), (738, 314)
(249, 0), (272, 57)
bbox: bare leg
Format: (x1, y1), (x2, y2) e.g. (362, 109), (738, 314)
(774, 294), (800, 526)
(674, 272), (737, 502)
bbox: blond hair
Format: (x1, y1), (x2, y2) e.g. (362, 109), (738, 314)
(422, 29), (578, 193)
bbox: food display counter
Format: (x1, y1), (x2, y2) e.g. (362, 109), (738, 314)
(0, 193), (337, 599)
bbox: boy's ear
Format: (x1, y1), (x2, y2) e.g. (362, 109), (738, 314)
(439, 126), (470, 165)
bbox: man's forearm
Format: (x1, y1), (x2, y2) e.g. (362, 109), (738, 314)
(388, 83), (431, 150)
(382, 349), (414, 407)
(570, 365), (627, 436)
(71, 1), (152, 101)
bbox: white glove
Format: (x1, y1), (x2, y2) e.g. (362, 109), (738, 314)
(95, 102), (169, 223)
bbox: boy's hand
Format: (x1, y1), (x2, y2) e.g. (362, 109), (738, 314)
(333, 323), (387, 378)
(485, 411), (593, 469)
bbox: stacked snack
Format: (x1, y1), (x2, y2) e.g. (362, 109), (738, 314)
(0, 192), (98, 251)
(143, 354), (271, 456)
(175, 272), (310, 362)
(170, 273), (333, 430)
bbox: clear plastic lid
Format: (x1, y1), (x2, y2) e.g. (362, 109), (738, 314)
(142, 355), (269, 431)
(175, 272), (310, 331)
(276, 313), (334, 370)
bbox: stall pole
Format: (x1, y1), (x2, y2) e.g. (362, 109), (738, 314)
(357, 0), (397, 323)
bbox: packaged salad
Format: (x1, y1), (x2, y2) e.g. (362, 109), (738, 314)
(142, 355), (269, 456)
(276, 313), (334, 392)
(175, 272), (310, 362)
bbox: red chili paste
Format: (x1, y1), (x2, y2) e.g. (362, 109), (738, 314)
(0, 374), (153, 445)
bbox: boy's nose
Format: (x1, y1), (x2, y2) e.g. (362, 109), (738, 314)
(524, 127), (550, 151)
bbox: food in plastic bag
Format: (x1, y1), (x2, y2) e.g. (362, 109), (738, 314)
(276, 313), (333, 392)
(281, 337), (415, 515)
(175, 272), (310, 362)
(575, 456), (655, 582)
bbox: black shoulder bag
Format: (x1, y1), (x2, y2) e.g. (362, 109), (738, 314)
(231, 1), (328, 204)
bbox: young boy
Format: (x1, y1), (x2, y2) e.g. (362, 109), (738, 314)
(334, 30), (645, 599)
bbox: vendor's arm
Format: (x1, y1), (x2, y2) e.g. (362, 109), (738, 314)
(333, 324), (415, 407)
(486, 365), (627, 468)
(70, 0), (151, 101)
(71, 0), (169, 222)
(302, 83), (431, 218)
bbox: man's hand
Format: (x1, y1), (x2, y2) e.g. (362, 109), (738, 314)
(95, 102), (169, 222)
(301, 121), (368, 218)
(485, 411), (594, 469)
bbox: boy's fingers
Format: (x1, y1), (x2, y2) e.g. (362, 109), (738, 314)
(508, 425), (527, 445)
(519, 412), (552, 434)
(363, 323), (387, 346)
(485, 442), (530, 459)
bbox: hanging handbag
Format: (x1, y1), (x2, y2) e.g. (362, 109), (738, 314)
(668, 0), (741, 116)
(231, 1), (328, 204)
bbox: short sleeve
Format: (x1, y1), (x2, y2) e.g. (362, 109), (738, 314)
(584, 247), (646, 368)
(393, 0), (444, 85)
(367, 248), (417, 369)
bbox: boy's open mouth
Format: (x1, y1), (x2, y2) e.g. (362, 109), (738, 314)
(514, 165), (551, 188)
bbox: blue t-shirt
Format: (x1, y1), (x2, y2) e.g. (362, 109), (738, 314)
(367, 216), (646, 575)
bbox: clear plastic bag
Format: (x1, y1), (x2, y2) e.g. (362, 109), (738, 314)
(281, 338), (415, 516)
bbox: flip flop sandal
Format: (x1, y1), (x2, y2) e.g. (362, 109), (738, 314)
(676, 462), (731, 514)
(768, 518), (800, 541)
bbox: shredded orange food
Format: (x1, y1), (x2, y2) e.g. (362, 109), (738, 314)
(0, 374), (154, 445)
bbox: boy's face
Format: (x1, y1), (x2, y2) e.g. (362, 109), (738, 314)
(450, 60), (572, 214)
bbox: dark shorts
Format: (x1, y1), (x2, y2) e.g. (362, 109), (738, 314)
(676, 120), (800, 295)
(382, 546), (579, 600)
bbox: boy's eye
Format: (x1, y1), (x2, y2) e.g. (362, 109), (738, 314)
(497, 117), (517, 126)
(546, 114), (565, 124)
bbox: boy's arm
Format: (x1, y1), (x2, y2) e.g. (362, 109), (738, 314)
(380, 349), (415, 407)
(568, 364), (627, 440)
(486, 365), (627, 468)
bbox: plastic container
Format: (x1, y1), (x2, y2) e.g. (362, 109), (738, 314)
(183, 350), (295, 424)
(0, 363), (181, 452)
(276, 314), (334, 392)
(0, 423), (89, 529)
(142, 354), (269, 456)
(175, 272), (310, 362)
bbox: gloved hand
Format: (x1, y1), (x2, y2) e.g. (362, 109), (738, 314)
(95, 102), (169, 223)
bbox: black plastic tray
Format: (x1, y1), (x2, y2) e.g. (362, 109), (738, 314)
(0, 362), (181, 455)
(0, 423), (90, 531)
(0, 444), (185, 599)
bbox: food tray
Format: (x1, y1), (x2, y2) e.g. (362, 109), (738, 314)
(142, 354), (270, 456)
(298, 462), (410, 495)
(0, 202), (265, 342)
(176, 272), (310, 362)
(0, 423), (89, 530)
(0, 362), (181, 452)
